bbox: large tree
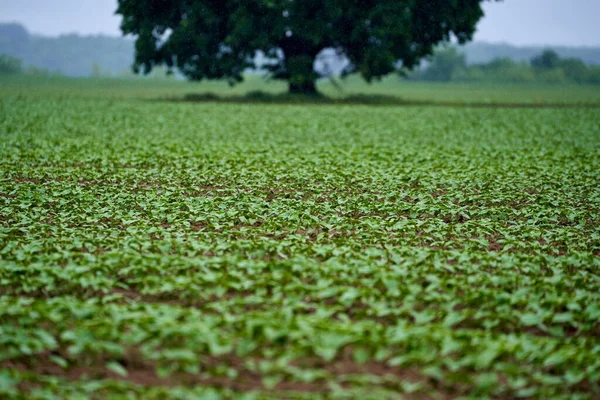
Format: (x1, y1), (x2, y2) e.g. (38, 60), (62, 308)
(117, 0), (495, 94)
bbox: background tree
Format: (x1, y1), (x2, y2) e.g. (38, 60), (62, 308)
(411, 47), (600, 85)
(531, 49), (561, 70)
(0, 54), (23, 75)
(414, 47), (467, 82)
(116, 0), (497, 94)
(559, 58), (589, 83)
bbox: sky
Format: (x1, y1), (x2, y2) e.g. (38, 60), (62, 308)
(0, 0), (599, 47)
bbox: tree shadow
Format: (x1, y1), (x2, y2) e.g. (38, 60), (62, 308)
(158, 90), (600, 108)
(173, 90), (418, 106)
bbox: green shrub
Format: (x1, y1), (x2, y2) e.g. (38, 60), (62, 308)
(0, 54), (22, 75)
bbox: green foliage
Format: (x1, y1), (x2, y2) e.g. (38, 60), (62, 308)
(0, 54), (62, 78)
(560, 58), (590, 83)
(463, 42), (600, 65)
(2, 73), (600, 105)
(0, 54), (22, 75)
(0, 80), (599, 398)
(0, 23), (134, 77)
(4, 22), (600, 82)
(470, 57), (537, 83)
(116, 0), (495, 93)
(532, 50), (600, 84)
(531, 50), (563, 70)
(414, 47), (600, 85)
(413, 47), (467, 82)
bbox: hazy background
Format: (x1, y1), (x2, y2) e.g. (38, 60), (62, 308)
(1, 0), (600, 80)
(1, 0), (599, 46)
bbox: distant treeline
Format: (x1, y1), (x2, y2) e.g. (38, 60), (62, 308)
(0, 22), (134, 77)
(410, 48), (600, 85)
(2, 22), (600, 81)
(0, 54), (64, 77)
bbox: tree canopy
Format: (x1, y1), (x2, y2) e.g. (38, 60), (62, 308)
(117, 0), (496, 93)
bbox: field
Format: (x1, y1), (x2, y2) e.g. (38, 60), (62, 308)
(1, 76), (600, 399)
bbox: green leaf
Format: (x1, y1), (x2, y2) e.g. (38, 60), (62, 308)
(475, 373), (499, 390)
(106, 361), (128, 377)
(262, 375), (282, 390)
(543, 352), (568, 368)
(475, 346), (501, 369)
(552, 312), (574, 323)
(0, 370), (19, 393)
(520, 313), (542, 326)
(353, 347), (370, 364)
(49, 355), (68, 368)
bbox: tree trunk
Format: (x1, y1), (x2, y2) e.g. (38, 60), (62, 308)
(284, 53), (319, 95)
(289, 80), (318, 95)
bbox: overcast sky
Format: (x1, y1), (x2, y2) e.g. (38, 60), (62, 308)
(0, 0), (599, 47)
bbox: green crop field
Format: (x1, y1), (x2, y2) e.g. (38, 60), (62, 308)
(1, 77), (600, 399)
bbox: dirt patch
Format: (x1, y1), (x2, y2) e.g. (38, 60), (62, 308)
(487, 238), (504, 252)
(431, 187), (448, 198)
(3, 350), (434, 394)
(13, 177), (41, 184)
(159, 221), (172, 229)
(110, 288), (143, 300)
(442, 214), (469, 224)
(189, 221), (208, 231)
